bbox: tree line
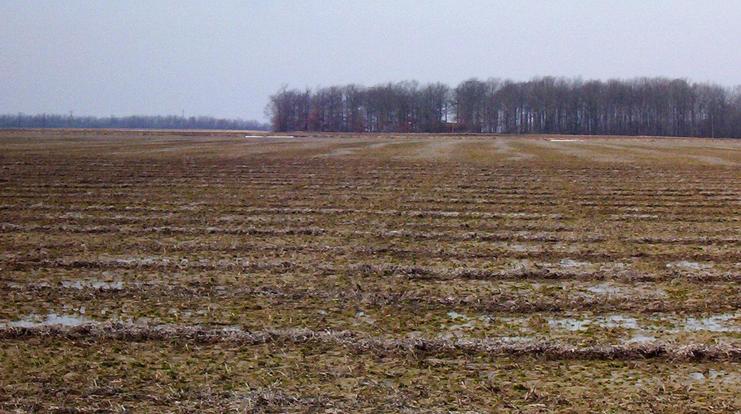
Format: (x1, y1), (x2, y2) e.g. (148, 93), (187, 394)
(267, 77), (741, 137)
(0, 113), (269, 131)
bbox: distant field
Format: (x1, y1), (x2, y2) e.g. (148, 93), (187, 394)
(0, 130), (739, 412)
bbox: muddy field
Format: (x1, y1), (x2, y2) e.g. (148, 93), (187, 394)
(0, 129), (739, 412)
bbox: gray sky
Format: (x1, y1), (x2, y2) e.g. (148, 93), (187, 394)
(2, 0), (740, 121)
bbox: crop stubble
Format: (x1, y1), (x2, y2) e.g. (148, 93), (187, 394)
(0, 130), (739, 412)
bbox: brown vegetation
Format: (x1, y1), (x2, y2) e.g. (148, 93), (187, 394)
(0, 130), (739, 412)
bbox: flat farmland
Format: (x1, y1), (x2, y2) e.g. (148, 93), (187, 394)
(0, 129), (740, 412)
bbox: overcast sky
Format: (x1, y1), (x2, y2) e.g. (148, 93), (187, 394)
(2, 0), (740, 121)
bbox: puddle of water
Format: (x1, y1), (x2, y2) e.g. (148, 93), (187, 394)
(447, 311), (478, 330)
(695, 370), (741, 384)
(586, 283), (622, 295)
(7, 313), (93, 328)
(688, 372), (705, 383)
(666, 261), (712, 271)
(8, 282), (52, 289)
(585, 282), (668, 299)
(601, 315), (639, 329)
(612, 214), (659, 219)
(548, 318), (591, 331)
(683, 314), (740, 333)
(61, 280), (124, 290)
(449, 322), (477, 330)
(602, 262), (628, 270)
(509, 244), (531, 252)
(546, 315), (640, 332)
(548, 313), (741, 334)
(559, 258), (590, 268)
(497, 336), (534, 342)
(354, 311), (376, 325)
(447, 311), (740, 335)
(221, 325), (244, 333)
(447, 311), (470, 321)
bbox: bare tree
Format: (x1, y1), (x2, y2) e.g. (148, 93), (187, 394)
(265, 78), (741, 137)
